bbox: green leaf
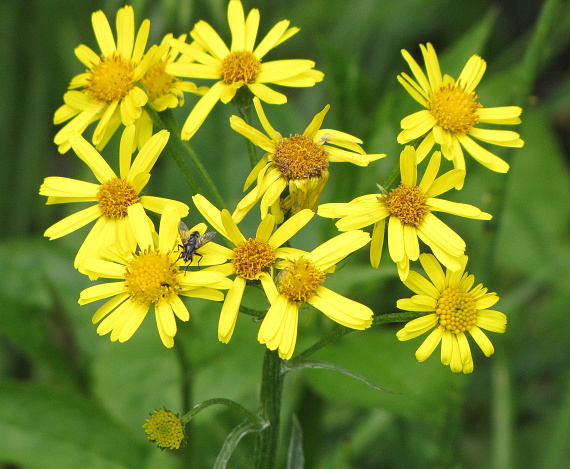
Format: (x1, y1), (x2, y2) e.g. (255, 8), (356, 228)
(285, 360), (397, 394)
(213, 418), (269, 469)
(0, 380), (178, 469)
(286, 415), (304, 469)
(304, 326), (464, 422)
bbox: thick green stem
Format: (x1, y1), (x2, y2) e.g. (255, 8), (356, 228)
(253, 349), (284, 469)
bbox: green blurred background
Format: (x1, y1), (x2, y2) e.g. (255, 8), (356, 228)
(1, 0), (570, 467)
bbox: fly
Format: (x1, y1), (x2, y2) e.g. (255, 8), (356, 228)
(177, 221), (216, 271)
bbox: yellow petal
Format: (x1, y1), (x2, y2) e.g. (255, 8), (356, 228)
(309, 230), (370, 271)
(254, 19), (291, 59)
(218, 277), (246, 343)
(69, 132), (116, 183)
(414, 326), (443, 361)
(115, 4), (134, 58)
(248, 83), (287, 104)
(44, 204), (100, 240)
(79, 281), (127, 305)
(244, 7), (260, 51)
(127, 130), (169, 184)
(468, 326), (494, 357)
(399, 146), (417, 186)
(181, 81), (226, 139)
(458, 55), (486, 92)
(92, 9), (116, 56)
(387, 216), (405, 263)
(268, 209), (313, 248)
(228, 0), (246, 50)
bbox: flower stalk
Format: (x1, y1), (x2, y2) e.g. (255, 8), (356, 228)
(253, 348), (284, 469)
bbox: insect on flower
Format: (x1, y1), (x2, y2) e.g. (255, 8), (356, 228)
(177, 221), (216, 270)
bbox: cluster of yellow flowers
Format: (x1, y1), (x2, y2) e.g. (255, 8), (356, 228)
(41, 1), (522, 374)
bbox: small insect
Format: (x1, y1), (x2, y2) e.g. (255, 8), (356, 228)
(177, 221), (216, 271)
(319, 132), (332, 144)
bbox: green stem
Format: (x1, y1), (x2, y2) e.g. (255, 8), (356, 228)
(253, 349), (284, 469)
(237, 105), (259, 169)
(380, 159), (401, 191)
(239, 304), (266, 319)
(145, 106), (226, 208)
(181, 398), (263, 426)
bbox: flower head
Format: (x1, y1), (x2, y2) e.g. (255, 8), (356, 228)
(317, 146), (491, 280)
(397, 43), (524, 181)
(192, 194), (314, 344)
(54, 6), (162, 153)
(396, 254), (506, 373)
(258, 230), (373, 359)
(78, 204), (232, 347)
(40, 127), (189, 269)
(166, 0), (324, 139)
(143, 409), (185, 450)
(232, 97), (384, 223)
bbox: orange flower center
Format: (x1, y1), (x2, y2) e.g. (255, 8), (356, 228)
(232, 238), (276, 279)
(85, 54), (135, 102)
(96, 178), (139, 219)
(436, 286), (477, 334)
(220, 50), (260, 84)
(124, 249), (179, 305)
(140, 58), (180, 103)
(274, 135), (329, 180)
(429, 81), (481, 134)
(278, 257), (325, 303)
(382, 183), (429, 226)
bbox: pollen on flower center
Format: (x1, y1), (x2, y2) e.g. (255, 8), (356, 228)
(143, 409), (185, 450)
(232, 238), (276, 279)
(274, 135), (329, 180)
(429, 81), (481, 134)
(125, 249), (180, 305)
(220, 51), (260, 84)
(85, 54), (136, 103)
(97, 178), (139, 219)
(140, 58), (179, 102)
(436, 286), (477, 334)
(382, 183), (429, 226)
(278, 257), (325, 303)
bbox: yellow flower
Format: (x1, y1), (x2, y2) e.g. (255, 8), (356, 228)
(135, 33), (209, 149)
(231, 97), (384, 223)
(78, 205), (232, 348)
(317, 146), (491, 280)
(166, 0), (324, 139)
(143, 409), (185, 450)
(397, 43), (523, 180)
(54, 6), (159, 153)
(396, 254), (506, 373)
(40, 127), (189, 269)
(258, 231), (373, 360)
(192, 194), (314, 344)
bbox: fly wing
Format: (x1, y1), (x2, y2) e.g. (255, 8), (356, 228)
(197, 231), (216, 248)
(178, 221), (191, 242)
